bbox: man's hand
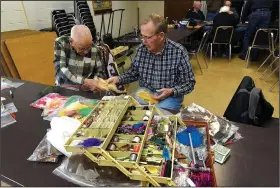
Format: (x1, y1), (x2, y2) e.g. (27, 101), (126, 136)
(229, 11), (233, 14)
(83, 79), (105, 91)
(152, 88), (174, 101)
(107, 76), (120, 85)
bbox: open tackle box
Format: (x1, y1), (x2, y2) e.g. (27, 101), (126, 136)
(64, 96), (216, 186)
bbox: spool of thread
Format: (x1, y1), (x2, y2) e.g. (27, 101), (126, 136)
(76, 131), (84, 137)
(145, 111), (152, 117)
(164, 124), (169, 132)
(108, 143), (116, 151)
(112, 135), (119, 142)
(128, 106), (136, 110)
(130, 153), (137, 161)
(133, 145), (140, 152)
(143, 116), (149, 121)
(132, 136), (141, 143)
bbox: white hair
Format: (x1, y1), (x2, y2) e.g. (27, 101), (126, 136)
(70, 25), (92, 41)
(193, 1), (201, 6)
(219, 6), (230, 13)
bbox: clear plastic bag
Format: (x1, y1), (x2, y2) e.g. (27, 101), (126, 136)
(1, 77), (24, 90)
(173, 166), (190, 186)
(4, 102), (18, 113)
(27, 130), (62, 163)
(178, 103), (242, 144)
(41, 97), (68, 117)
(30, 93), (66, 109)
(53, 154), (141, 187)
(1, 101), (16, 128)
(43, 96), (99, 121)
(1, 113), (16, 128)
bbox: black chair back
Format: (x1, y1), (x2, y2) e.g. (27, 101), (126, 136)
(213, 26), (234, 44)
(52, 10), (72, 37)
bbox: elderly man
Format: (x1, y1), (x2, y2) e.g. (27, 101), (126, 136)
(185, 1), (205, 21)
(53, 25), (105, 91)
(108, 14), (195, 111)
(210, 6), (238, 57)
(224, 0), (239, 21)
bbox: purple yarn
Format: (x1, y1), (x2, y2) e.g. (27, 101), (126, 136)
(117, 123), (147, 134)
(80, 138), (102, 147)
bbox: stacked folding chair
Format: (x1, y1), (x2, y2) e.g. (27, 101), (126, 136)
(66, 13), (76, 26)
(74, 0), (97, 41)
(52, 10), (74, 37)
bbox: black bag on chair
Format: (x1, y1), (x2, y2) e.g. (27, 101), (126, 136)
(223, 76), (274, 126)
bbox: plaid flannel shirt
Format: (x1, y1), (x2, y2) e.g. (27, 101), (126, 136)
(119, 39), (195, 97)
(53, 36), (106, 86)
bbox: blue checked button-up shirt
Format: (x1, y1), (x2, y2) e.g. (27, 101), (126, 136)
(119, 39), (195, 97)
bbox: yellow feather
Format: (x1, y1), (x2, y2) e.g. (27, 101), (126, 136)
(98, 78), (126, 94)
(136, 90), (159, 104)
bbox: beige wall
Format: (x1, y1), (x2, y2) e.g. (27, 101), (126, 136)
(1, 0), (138, 37)
(1, 1), (29, 31)
(137, 1), (165, 24)
(88, 1), (138, 38)
(1, 1), (166, 35)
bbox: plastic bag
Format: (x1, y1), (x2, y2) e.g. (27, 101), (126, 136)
(30, 93), (65, 109)
(1, 77), (24, 90)
(27, 130), (62, 163)
(1, 101), (16, 128)
(41, 97), (68, 117)
(53, 154), (141, 187)
(178, 103), (242, 144)
(1, 113), (16, 128)
(135, 89), (158, 104)
(173, 166), (190, 186)
(43, 96), (99, 121)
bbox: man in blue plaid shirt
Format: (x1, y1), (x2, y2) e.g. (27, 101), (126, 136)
(108, 14), (195, 111)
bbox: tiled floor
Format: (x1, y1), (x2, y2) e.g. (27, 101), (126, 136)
(118, 51), (279, 118)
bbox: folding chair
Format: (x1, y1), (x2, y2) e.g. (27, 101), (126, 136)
(245, 28), (278, 68)
(269, 80), (279, 92)
(256, 29), (279, 71)
(187, 30), (210, 74)
(206, 26), (234, 63)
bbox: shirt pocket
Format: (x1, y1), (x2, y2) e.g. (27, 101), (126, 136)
(69, 59), (84, 75)
(163, 65), (176, 85)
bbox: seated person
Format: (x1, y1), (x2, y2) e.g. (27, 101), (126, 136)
(209, 6), (238, 56)
(224, 0), (246, 48)
(224, 0), (239, 21)
(185, 1), (205, 21)
(107, 13), (195, 112)
(53, 25), (106, 91)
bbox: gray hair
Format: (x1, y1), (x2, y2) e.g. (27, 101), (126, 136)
(142, 13), (168, 34)
(219, 6), (230, 13)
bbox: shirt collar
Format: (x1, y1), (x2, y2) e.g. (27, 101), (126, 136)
(155, 39), (168, 56)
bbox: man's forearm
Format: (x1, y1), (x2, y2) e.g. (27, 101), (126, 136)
(54, 60), (84, 85)
(119, 72), (138, 85)
(172, 81), (195, 97)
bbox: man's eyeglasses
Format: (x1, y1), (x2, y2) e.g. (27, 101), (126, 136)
(76, 46), (92, 52)
(140, 32), (158, 41)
